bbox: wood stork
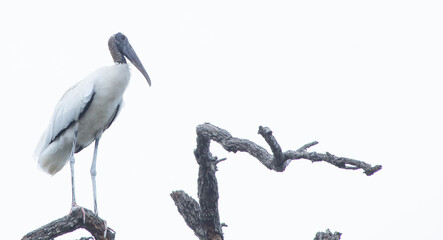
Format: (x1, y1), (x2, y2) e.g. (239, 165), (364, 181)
(34, 32), (151, 215)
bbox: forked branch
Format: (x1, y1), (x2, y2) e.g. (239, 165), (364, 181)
(172, 123), (382, 240)
(201, 123), (381, 174)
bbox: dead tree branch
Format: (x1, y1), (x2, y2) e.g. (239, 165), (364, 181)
(171, 190), (207, 239)
(314, 229), (342, 240)
(22, 207), (115, 240)
(171, 123), (382, 240)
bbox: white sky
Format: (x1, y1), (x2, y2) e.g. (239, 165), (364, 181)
(1, 1), (442, 239)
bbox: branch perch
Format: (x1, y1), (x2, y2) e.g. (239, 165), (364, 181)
(22, 207), (115, 240)
(172, 123), (382, 240)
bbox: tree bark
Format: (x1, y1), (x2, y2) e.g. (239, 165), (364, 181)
(22, 207), (114, 240)
(171, 123), (382, 240)
(314, 229), (342, 240)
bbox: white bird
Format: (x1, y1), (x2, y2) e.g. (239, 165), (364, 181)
(34, 32), (151, 215)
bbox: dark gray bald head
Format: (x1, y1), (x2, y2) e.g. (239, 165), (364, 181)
(108, 32), (151, 86)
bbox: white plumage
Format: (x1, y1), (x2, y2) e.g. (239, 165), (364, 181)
(35, 64), (130, 175)
(34, 32), (151, 214)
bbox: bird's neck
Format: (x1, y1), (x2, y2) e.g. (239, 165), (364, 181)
(108, 38), (126, 64)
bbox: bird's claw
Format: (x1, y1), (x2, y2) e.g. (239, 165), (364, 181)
(70, 204), (86, 224)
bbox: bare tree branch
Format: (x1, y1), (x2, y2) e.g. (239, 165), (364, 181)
(206, 123), (382, 174)
(171, 190), (206, 240)
(22, 207), (115, 240)
(171, 123), (382, 240)
(314, 229), (342, 240)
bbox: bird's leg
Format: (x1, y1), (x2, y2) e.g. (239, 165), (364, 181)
(70, 129), (78, 209)
(69, 127), (85, 222)
(91, 136), (101, 215)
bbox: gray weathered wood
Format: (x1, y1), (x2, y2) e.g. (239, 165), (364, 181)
(171, 123), (382, 240)
(22, 207), (114, 240)
(314, 229), (342, 240)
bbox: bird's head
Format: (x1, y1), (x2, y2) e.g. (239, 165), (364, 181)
(109, 32), (151, 86)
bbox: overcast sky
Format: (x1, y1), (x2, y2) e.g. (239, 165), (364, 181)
(1, 1), (442, 239)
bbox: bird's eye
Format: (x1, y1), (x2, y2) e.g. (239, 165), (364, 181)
(120, 35), (126, 41)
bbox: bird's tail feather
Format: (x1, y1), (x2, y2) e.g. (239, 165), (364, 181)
(37, 139), (72, 175)
(34, 128), (50, 161)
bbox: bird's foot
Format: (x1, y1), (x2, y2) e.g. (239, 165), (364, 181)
(70, 204), (86, 224)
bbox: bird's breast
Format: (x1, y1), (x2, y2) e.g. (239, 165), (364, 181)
(76, 64), (130, 147)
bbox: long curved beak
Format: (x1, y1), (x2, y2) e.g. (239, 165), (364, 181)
(121, 42), (151, 86)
